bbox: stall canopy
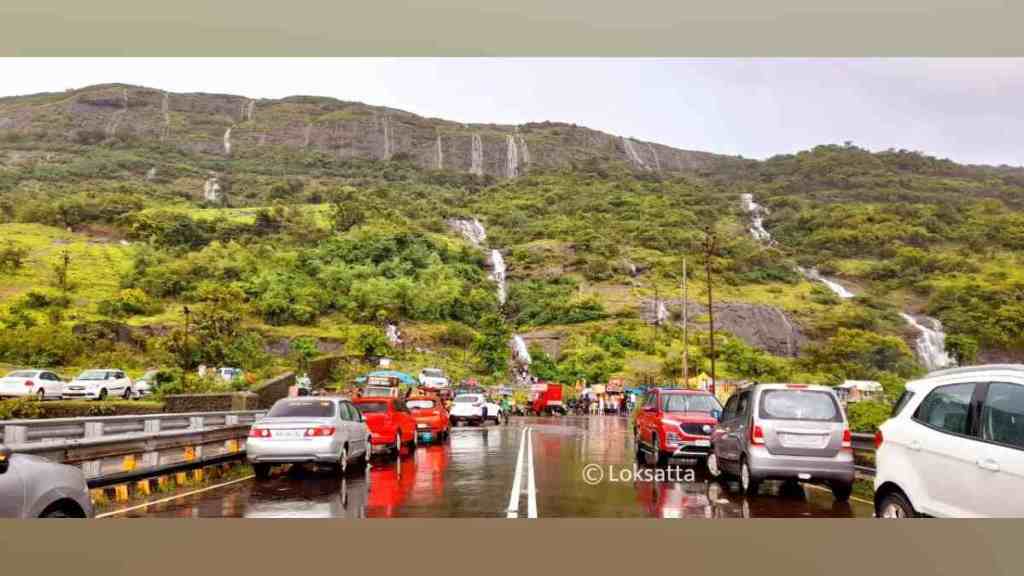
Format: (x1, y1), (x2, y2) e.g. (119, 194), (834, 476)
(354, 370), (419, 386)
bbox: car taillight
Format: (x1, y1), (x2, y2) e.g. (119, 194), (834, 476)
(24, 380), (34, 387)
(751, 425), (765, 445)
(874, 429), (883, 450)
(249, 427), (270, 438)
(305, 426), (335, 437)
(842, 428), (852, 450)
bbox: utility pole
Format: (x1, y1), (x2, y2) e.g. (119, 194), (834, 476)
(681, 258), (689, 388)
(182, 305), (192, 371)
(703, 227), (718, 396)
(653, 282), (661, 354)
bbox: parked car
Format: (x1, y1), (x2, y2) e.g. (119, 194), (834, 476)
(0, 370), (65, 400)
(352, 397), (419, 458)
(132, 370), (168, 399)
(635, 388), (722, 467)
(449, 393), (488, 426)
(406, 396), (451, 443)
(247, 397), (371, 480)
(62, 369), (133, 401)
(707, 383), (854, 502)
(874, 365), (1024, 518)
(0, 444), (93, 518)
(418, 368), (450, 390)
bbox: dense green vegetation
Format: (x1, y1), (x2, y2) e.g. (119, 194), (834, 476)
(3, 113), (1024, 405)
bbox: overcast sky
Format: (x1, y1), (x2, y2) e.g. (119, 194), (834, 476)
(1, 58), (1021, 167)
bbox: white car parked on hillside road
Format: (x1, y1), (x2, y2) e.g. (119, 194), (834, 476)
(874, 364), (1024, 518)
(0, 370), (64, 400)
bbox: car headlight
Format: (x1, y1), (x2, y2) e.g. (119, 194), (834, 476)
(701, 424), (713, 435)
(666, 432), (682, 445)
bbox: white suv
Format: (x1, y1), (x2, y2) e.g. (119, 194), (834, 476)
(874, 364), (1024, 518)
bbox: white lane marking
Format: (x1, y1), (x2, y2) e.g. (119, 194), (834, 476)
(506, 426), (529, 518)
(96, 475), (255, 518)
(526, 426), (537, 519)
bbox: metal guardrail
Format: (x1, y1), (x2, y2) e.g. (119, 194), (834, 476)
(1, 410), (265, 486)
(851, 432), (876, 476)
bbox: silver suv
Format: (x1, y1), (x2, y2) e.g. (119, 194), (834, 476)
(707, 383), (855, 501)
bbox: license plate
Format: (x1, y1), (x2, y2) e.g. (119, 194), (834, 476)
(418, 432), (433, 442)
(780, 433), (827, 448)
(693, 439), (711, 447)
(272, 429), (303, 438)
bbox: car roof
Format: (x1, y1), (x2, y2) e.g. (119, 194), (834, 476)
(906, 364), (1024, 392)
(655, 388), (711, 394)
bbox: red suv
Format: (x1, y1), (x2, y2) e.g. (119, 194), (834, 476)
(635, 388), (722, 467)
(353, 397), (419, 459)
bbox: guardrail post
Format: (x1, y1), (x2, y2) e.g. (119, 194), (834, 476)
(141, 451), (159, 469)
(189, 416), (205, 430)
(84, 421), (104, 438)
(81, 460), (101, 479)
(3, 425), (27, 444)
(144, 418), (161, 434)
(225, 414), (240, 426)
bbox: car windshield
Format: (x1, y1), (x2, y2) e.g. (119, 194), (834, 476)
(267, 400), (335, 418)
(7, 371), (39, 378)
(455, 395), (481, 403)
(422, 369), (444, 377)
(759, 390), (841, 421)
(356, 401), (389, 413)
(77, 370), (112, 380)
(407, 400), (435, 410)
(661, 394), (721, 413)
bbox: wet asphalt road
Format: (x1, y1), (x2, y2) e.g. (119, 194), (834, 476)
(116, 416), (872, 518)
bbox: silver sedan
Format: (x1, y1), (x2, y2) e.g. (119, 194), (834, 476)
(247, 397), (372, 479)
(0, 444), (94, 518)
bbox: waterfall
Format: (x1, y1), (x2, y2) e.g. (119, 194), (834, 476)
(518, 135), (530, 166)
(491, 249), (508, 305)
(797, 266), (856, 299)
(471, 134), (483, 176)
(382, 116), (392, 160)
(385, 323), (402, 346)
(740, 193), (773, 243)
(512, 335), (532, 365)
(436, 135), (444, 170)
(506, 134), (519, 178)
(449, 218), (487, 246)
(160, 92), (170, 140)
(647, 143), (661, 172)
(900, 313), (953, 371)
(223, 127), (233, 155)
(622, 137), (646, 169)
(243, 99), (256, 122)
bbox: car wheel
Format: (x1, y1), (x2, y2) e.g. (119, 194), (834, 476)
(98, 388), (108, 401)
(706, 452), (722, 478)
(830, 482), (853, 503)
(337, 445), (349, 476)
(36, 388), (45, 401)
(740, 458), (760, 495)
(409, 430), (418, 452)
(122, 387), (132, 400)
(253, 463), (272, 480)
(877, 491), (917, 518)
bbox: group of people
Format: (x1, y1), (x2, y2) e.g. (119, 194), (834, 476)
(568, 395), (633, 416)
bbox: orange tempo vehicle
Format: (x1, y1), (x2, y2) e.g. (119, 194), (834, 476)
(406, 392), (451, 444)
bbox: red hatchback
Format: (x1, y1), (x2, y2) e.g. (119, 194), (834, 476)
(635, 388), (722, 468)
(353, 397), (419, 458)
(406, 396), (450, 444)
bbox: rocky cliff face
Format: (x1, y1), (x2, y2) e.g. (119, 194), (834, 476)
(0, 84), (741, 178)
(642, 299), (807, 357)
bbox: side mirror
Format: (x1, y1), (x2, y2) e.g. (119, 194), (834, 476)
(0, 445), (11, 475)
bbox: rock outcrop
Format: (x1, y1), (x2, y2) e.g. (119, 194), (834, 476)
(642, 299), (806, 357)
(0, 84), (745, 179)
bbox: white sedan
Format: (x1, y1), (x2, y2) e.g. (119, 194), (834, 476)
(0, 370), (64, 400)
(62, 369), (133, 400)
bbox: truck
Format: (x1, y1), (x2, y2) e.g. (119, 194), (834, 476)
(530, 382), (565, 416)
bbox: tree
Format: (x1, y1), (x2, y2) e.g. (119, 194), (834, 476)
(473, 314), (511, 376)
(329, 186), (366, 233)
(0, 241), (28, 272)
(290, 337), (320, 374)
(945, 334), (979, 366)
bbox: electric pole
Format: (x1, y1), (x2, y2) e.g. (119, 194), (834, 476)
(182, 305), (192, 371)
(682, 258), (689, 388)
(703, 227), (718, 396)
